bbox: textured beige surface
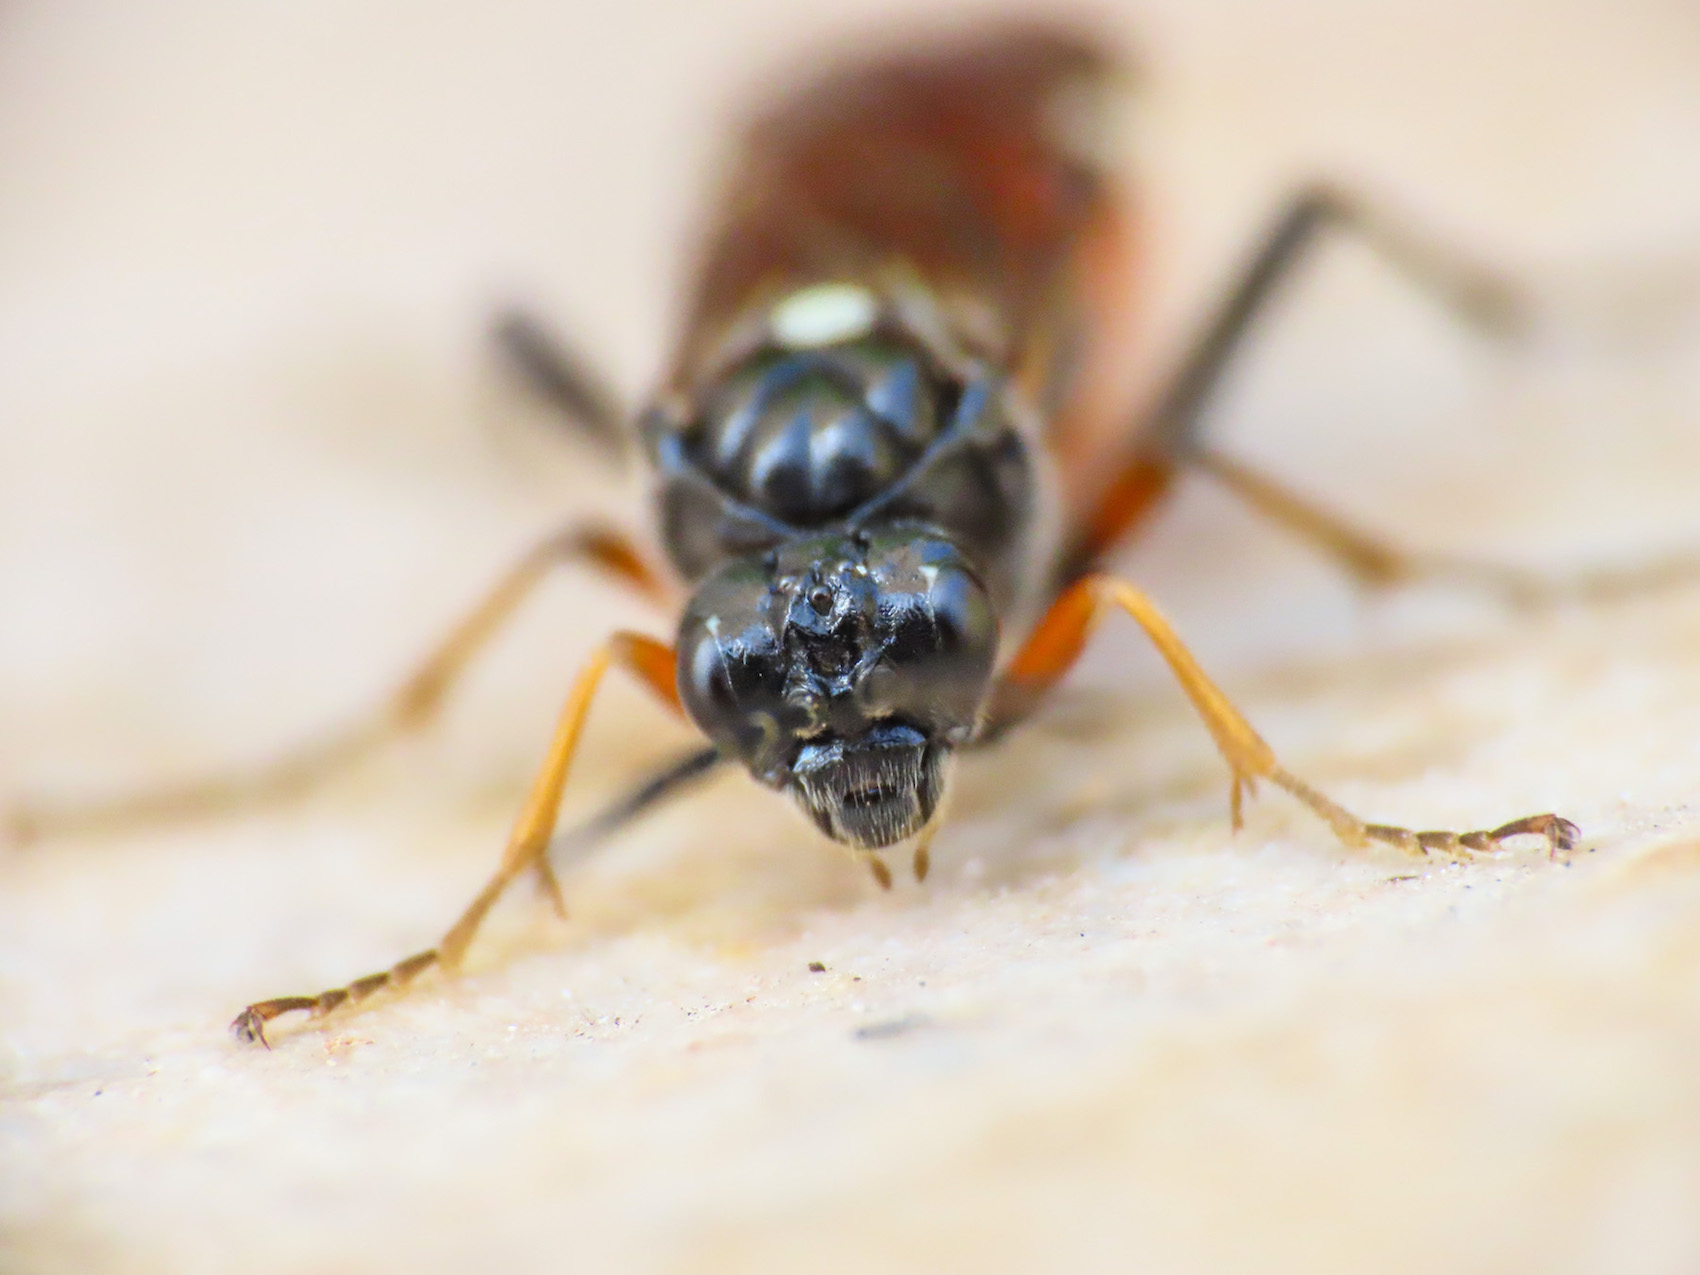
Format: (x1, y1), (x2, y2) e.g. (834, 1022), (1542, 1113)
(5, 1), (1700, 1272)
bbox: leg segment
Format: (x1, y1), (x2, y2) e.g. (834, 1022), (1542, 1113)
(1187, 449), (1558, 605)
(1062, 184), (1524, 579)
(545, 744), (726, 868)
(9, 525), (668, 842)
(232, 631), (684, 1046)
(995, 573), (1576, 858)
(1126, 430), (1700, 610)
(1150, 184), (1520, 463)
(492, 308), (629, 464)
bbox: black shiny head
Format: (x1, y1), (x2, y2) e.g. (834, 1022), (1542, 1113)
(675, 527), (997, 848)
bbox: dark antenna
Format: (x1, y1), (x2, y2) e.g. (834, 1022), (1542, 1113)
(546, 745), (727, 867)
(493, 307), (630, 464)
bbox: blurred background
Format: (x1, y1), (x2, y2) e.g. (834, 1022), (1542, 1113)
(4, 1), (1700, 1272)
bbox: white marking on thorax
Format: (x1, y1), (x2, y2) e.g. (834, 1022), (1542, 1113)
(1041, 71), (1135, 172)
(770, 282), (879, 349)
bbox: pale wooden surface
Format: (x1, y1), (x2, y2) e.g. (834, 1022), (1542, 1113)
(5, 1), (1700, 1272)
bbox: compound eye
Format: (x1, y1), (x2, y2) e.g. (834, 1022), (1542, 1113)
(680, 627), (736, 722)
(675, 559), (793, 773)
(857, 533), (998, 734)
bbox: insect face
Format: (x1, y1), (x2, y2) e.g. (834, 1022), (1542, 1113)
(675, 528), (997, 847)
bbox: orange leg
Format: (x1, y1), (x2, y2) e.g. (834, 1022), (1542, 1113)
(1186, 449), (1562, 604)
(1197, 448), (1700, 605)
(232, 631), (682, 1047)
(1072, 454), (1176, 576)
(8, 525), (668, 843)
(1063, 186), (1700, 606)
(1062, 443), (1572, 610)
(998, 574), (1577, 859)
(1189, 446), (1700, 609)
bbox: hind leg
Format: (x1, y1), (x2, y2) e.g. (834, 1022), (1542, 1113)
(9, 525), (669, 842)
(1061, 184), (1543, 596)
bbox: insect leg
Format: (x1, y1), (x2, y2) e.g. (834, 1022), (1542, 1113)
(1186, 448), (1555, 602)
(1062, 185), (1534, 591)
(546, 744), (725, 867)
(1151, 184), (1520, 463)
(992, 573), (1577, 858)
(232, 631), (684, 1046)
(492, 308), (629, 465)
(9, 525), (669, 842)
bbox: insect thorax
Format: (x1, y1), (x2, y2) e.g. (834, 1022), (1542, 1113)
(643, 283), (1041, 615)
